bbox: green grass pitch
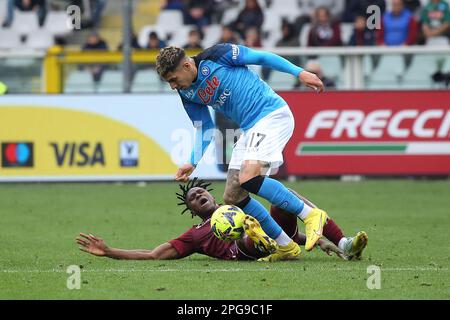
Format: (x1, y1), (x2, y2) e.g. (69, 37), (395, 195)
(0, 180), (449, 299)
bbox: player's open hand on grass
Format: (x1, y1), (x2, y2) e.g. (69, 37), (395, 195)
(175, 163), (195, 182)
(299, 70), (324, 93)
(318, 239), (346, 259)
(76, 233), (107, 256)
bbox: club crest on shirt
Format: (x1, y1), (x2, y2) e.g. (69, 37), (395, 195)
(201, 65), (210, 76)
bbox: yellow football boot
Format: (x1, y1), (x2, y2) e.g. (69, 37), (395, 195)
(343, 231), (368, 260)
(304, 208), (328, 251)
(257, 240), (301, 262)
(243, 215), (278, 254)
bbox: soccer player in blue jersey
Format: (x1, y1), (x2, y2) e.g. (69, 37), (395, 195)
(156, 43), (342, 261)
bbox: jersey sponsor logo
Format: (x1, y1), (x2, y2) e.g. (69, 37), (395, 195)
(305, 109), (450, 139)
(49, 142), (105, 167)
(201, 65), (210, 76)
(1, 142), (34, 168)
(231, 44), (239, 60)
(211, 89), (231, 110)
(197, 76), (220, 104)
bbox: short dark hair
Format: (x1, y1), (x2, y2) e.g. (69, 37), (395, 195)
(156, 46), (186, 77)
(176, 177), (213, 218)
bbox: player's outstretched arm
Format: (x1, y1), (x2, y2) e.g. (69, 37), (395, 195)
(175, 100), (215, 182)
(76, 233), (181, 260)
(239, 46), (324, 92)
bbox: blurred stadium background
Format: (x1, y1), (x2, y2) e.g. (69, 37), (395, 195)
(0, 0), (449, 182)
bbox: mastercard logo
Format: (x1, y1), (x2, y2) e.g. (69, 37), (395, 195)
(1, 142), (34, 168)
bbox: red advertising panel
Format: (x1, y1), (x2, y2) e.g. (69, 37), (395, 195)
(279, 91), (450, 175)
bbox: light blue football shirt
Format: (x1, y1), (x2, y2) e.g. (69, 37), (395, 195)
(176, 43), (303, 165)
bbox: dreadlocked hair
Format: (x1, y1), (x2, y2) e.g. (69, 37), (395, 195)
(176, 177), (213, 218)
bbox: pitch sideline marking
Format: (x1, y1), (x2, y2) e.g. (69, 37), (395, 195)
(1, 267), (448, 273)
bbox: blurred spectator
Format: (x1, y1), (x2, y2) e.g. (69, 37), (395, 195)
(348, 15), (376, 45)
(160, 0), (184, 10)
(145, 31), (167, 49)
(308, 7), (343, 46)
(183, 28), (204, 49)
(217, 24), (241, 44)
(312, 0), (346, 20)
(210, 0), (240, 24)
(86, 0), (107, 29)
(183, 0), (213, 30)
(376, 0), (418, 46)
(432, 70), (450, 88)
(244, 26), (262, 47)
(232, 0), (264, 38)
(83, 32), (108, 50)
(403, 0), (422, 15)
(304, 60), (336, 89)
(277, 20), (300, 47)
(342, 0), (386, 23)
(81, 33), (109, 82)
(421, 0), (450, 41)
(2, 0), (47, 27)
(117, 33), (141, 51)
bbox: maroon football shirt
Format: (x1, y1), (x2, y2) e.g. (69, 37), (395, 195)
(169, 218), (240, 260)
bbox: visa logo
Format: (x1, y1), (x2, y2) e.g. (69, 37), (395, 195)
(50, 142), (105, 167)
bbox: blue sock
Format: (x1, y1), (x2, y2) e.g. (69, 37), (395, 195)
(240, 197), (282, 240)
(242, 176), (305, 215)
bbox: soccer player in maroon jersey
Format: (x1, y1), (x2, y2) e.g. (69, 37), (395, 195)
(76, 179), (367, 261)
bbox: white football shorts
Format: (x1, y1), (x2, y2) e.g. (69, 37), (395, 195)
(229, 105), (295, 173)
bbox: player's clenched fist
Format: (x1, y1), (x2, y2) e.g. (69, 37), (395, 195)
(175, 163), (195, 182)
(299, 70), (324, 93)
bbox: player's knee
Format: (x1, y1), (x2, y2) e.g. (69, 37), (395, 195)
(238, 174), (249, 186)
(240, 175), (265, 194)
(223, 190), (249, 205)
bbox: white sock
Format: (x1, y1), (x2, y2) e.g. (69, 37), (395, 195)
(297, 203), (313, 220)
(338, 237), (348, 251)
(275, 230), (292, 246)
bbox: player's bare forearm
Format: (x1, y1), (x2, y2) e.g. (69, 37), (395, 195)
(103, 248), (156, 260)
(294, 232), (344, 257)
(293, 232), (330, 249)
(106, 243), (182, 260)
(76, 233), (180, 260)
